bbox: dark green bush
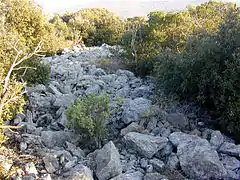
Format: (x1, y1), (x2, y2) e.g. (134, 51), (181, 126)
(154, 10), (240, 140)
(18, 56), (50, 85)
(66, 93), (111, 148)
(121, 1), (237, 76)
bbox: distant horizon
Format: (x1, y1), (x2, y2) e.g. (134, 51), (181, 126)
(35, 0), (240, 18)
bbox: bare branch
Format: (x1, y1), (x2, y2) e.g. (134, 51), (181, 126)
(0, 125), (22, 129)
(13, 67), (37, 71)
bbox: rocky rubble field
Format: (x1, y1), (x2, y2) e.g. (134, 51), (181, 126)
(2, 44), (240, 180)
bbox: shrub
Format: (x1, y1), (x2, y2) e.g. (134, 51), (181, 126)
(0, 41), (42, 147)
(66, 93), (111, 148)
(154, 10), (240, 140)
(17, 56), (50, 85)
(121, 1), (237, 76)
(1, 0), (68, 56)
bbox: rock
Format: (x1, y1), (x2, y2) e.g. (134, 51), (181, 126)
(169, 132), (202, 147)
(0, 154), (13, 174)
(37, 114), (53, 127)
(91, 68), (106, 76)
(85, 85), (101, 95)
(53, 94), (75, 108)
(122, 98), (151, 124)
(57, 112), (68, 128)
(116, 86), (131, 98)
(155, 142), (173, 158)
(65, 142), (85, 158)
(120, 122), (144, 136)
(144, 173), (168, 180)
(124, 132), (168, 158)
(166, 153), (180, 170)
(210, 130), (224, 149)
(62, 164), (93, 180)
(149, 158), (165, 172)
(43, 154), (59, 174)
(21, 174), (37, 180)
(220, 154), (240, 179)
(201, 128), (214, 140)
(146, 164), (153, 173)
(13, 113), (25, 125)
(169, 132), (227, 179)
(140, 158), (148, 169)
(116, 69), (134, 78)
(20, 142), (27, 152)
(110, 171), (144, 180)
(219, 142), (240, 157)
(24, 110), (33, 124)
(48, 84), (62, 96)
(221, 154), (239, 170)
(131, 86), (152, 98)
(189, 129), (201, 136)
(166, 113), (188, 130)
(147, 117), (158, 131)
(41, 131), (71, 148)
(24, 162), (38, 175)
(96, 141), (122, 180)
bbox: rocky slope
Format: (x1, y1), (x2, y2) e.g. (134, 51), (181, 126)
(3, 44), (240, 180)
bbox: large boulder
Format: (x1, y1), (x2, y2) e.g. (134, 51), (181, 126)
(124, 132), (168, 158)
(122, 98), (151, 124)
(169, 132), (227, 179)
(41, 131), (71, 148)
(96, 141), (122, 180)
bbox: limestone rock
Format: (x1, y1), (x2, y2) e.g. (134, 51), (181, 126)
(166, 113), (188, 130)
(124, 132), (168, 158)
(96, 141), (122, 180)
(169, 132), (227, 179)
(122, 98), (151, 124)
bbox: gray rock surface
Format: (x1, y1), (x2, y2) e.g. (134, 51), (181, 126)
(166, 113), (188, 130)
(170, 132), (227, 179)
(110, 171), (144, 180)
(124, 132), (168, 158)
(62, 164), (93, 180)
(219, 142), (240, 157)
(120, 122), (144, 136)
(122, 98), (152, 124)
(144, 173), (168, 180)
(41, 131), (71, 148)
(96, 141), (122, 180)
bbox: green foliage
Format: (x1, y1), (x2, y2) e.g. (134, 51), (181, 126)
(17, 56), (50, 85)
(62, 8), (126, 46)
(0, 62), (26, 147)
(1, 0), (68, 55)
(154, 9), (240, 140)
(121, 1), (237, 76)
(66, 93), (111, 147)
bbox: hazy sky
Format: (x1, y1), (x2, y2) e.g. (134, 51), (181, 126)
(35, 0), (240, 17)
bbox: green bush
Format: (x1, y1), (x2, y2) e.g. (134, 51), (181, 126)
(154, 10), (240, 140)
(17, 56), (50, 85)
(121, 1), (237, 76)
(66, 93), (111, 148)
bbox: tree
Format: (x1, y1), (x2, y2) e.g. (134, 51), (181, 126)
(65, 8), (126, 46)
(0, 40), (43, 146)
(1, 0), (67, 55)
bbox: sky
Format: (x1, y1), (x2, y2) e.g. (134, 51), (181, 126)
(35, 0), (240, 17)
